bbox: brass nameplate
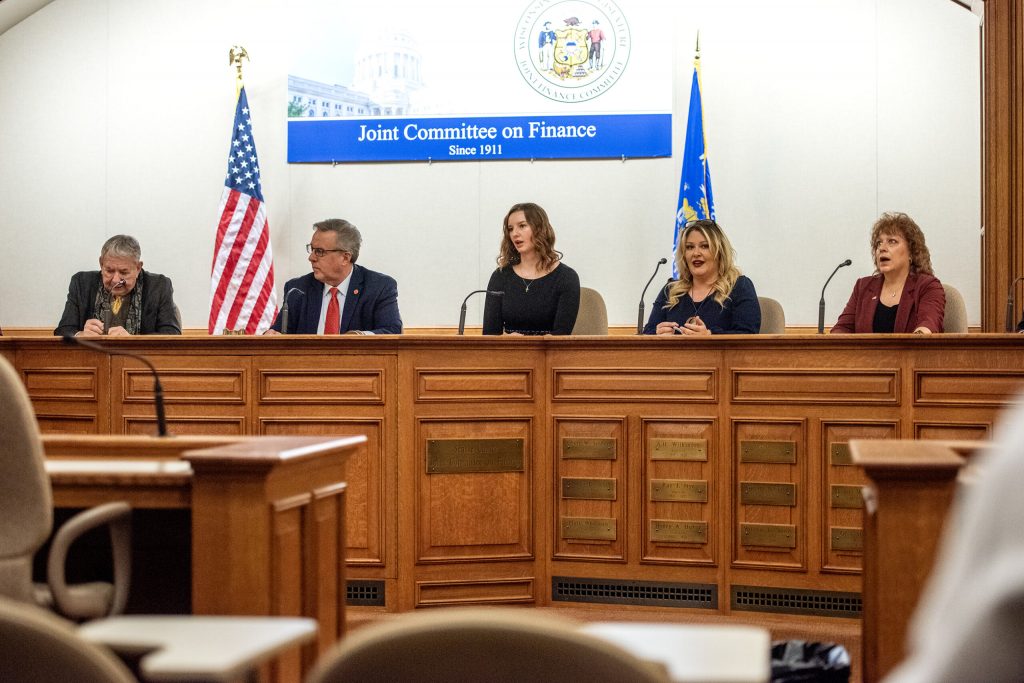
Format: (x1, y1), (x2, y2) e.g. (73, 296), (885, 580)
(830, 443), (853, 466)
(739, 440), (796, 464)
(426, 438), (524, 474)
(740, 482), (796, 506)
(561, 478), (616, 500)
(650, 520), (708, 544)
(650, 438), (708, 461)
(561, 438), (616, 460)
(740, 523), (797, 548)
(830, 485), (864, 509)
(561, 517), (616, 541)
(831, 527), (863, 551)
(650, 480), (708, 503)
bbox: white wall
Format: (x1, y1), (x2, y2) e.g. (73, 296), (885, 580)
(0, 0), (981, 330)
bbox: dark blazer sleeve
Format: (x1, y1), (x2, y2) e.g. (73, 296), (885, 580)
(1017, 318), (1024, 333)
(359, 271), (402, 334)
(54, 272), (96, 336)
(642, 282), (673, 334)
(912, 275), (946, 333)
(550, 266), (581, 335)
(714, 276), (760, 334)
(142, 273), (182, 334)
(831, 277), (870, 334)
(270, 276), (309, 333)
(482, 270), (504, 335)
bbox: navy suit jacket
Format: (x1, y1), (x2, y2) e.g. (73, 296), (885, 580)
(271, 266), (402, 334)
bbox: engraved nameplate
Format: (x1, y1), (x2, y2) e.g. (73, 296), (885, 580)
(426, 438), (524, 474)
(650, 520), (708, 544)
(739, 441), (796, 464)
(830, 443), (853, 466)
(831, 527), (863, 551)
(740, 523), (797, 548)
(561, 478), (616, 500)
(830, 485), (864, 509)
(740, 482), (796, 506)
(650, 480), (708, 503)
(649, 438), (708, 461)
(561, 517), (616, 541)
(561, 438), (616, 460)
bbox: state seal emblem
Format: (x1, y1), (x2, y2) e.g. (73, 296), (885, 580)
(515, 0), (630, 102)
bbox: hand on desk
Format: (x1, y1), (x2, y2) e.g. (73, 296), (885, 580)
(656, 317), (710, 336)
(78, 319), (106, 337)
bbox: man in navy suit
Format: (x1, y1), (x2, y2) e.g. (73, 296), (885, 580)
(267, 219), (402, 335)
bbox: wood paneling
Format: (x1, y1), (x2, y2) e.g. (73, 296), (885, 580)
(9, 334), (1022, 616)
(983, 0), (1024, 330)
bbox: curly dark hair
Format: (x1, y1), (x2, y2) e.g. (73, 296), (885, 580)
(870, 212), (933, 276)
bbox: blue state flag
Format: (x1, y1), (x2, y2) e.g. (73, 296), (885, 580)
(673, 58), (715, 276)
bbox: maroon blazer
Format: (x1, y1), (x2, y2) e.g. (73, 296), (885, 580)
(831, 272), (946, 333)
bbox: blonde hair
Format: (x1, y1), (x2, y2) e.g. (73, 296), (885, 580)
(665, 220), (742, 309)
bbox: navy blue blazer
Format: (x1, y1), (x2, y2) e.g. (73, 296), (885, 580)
(271, 266), (402, 334)
(642, 275), (760, 335)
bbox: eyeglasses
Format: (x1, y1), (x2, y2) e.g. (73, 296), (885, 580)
(306, 244), (348, 258)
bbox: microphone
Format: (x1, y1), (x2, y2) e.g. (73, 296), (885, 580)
(637, 258), (669, 334)
(459, 290), (504, 335)
(1006, 276), (1024, 332)
(818, 259), (852, 334)
(62, 335), (168, 437)
(280, 287), (306, 335)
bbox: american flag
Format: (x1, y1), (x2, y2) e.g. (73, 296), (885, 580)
(208, 86), (277, 334)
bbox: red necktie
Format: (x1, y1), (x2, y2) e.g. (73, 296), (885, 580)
(325, 287), (340, 334)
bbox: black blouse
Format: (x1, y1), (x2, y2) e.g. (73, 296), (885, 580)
(482, 263), (581, 335)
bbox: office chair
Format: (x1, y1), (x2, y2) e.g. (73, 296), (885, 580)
(307, 607), (669, 683)
(0, 356), (132, 621)
(0, 596), (136, 683)
(757, 296), (786, 334)
(571, 287), (609, 335)
(941, 284), (968, 333)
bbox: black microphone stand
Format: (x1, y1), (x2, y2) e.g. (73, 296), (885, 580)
(280, 288), (306, 335)
(459, 290), (503, 335)
(818, 259), (852, 334)
(63, 335), (168, 436)
(1005, 276), (1024, 332)
(637, 258), (668, 334)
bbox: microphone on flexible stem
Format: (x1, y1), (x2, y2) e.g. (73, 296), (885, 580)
(637, 258), (669, 334)
(280, 288), (306, 335)
(818, 259), (852, 334)
(459, 290), (504, 335)
(62, 335), (168, 437)
(1004, 276), (1024, 332)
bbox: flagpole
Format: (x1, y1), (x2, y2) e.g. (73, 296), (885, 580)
(229, 45), (248, 98)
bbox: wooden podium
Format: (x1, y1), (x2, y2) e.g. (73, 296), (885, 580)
(44, 433), (361, 674)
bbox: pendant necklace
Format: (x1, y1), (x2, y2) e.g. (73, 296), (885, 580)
(688, 288), (711, 323)
(518, 270), (537, 293)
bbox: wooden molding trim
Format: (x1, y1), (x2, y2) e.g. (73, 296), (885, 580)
(983, 0), (1024, 330)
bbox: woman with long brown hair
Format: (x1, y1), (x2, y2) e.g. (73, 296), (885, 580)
(483, 202), (580, 335)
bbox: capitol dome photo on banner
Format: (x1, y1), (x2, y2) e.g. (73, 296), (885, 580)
(286, 0), (672, 163)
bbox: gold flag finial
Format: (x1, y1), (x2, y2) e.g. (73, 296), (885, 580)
(695, 31), (700, 60)
(228, 46), (249, 96)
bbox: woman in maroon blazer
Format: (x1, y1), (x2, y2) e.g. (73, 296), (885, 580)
(831, 212), (945, 334)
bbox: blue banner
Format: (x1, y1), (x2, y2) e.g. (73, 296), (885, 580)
(288, 114), (671, 163)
